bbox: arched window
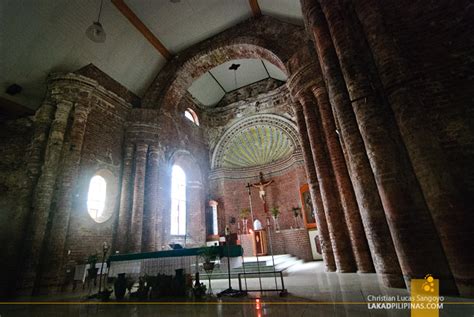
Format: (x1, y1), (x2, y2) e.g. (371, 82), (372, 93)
(184, 108), (199, 126)
(87, 175), (107, 221)
(171, 165), (186, 235)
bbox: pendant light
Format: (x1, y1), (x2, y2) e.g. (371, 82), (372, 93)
(86, 0), (106, 43)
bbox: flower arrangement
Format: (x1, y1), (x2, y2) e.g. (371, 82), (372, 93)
(270, 206), (280, 218)
(240, 208), (250, 219)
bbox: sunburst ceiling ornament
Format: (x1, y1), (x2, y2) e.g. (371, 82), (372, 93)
(221, 125), (294, 168)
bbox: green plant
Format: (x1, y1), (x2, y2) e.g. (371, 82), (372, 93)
(240, 208), (250, 219)
(193, 282), (207, 299)
(198, 246), (219, 263)
(270, 206), (280, 218)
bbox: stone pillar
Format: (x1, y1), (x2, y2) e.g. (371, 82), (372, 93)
(115, 143), (134, 253)
(293, 102), (336, 272)
(130, 143), (148, 253)
(209, 200), (219, 237)
(143, 145), (160, 252)
(311, 81), (374, 273)
(299, 93), (356, 272)
(21, 101), (73, 292)
(352, 0), (474, 296)
(301, 0), (404, 288)
(318, 0), (457, 293)
(40, 101), (91, 289)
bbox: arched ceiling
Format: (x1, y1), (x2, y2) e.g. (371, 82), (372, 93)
(212, 114), (301, 169)
(1, 0), (303, 111)
(221, 125), (294, 168)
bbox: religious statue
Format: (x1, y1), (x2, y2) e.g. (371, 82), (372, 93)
(251, 172), (274, 202)
(253, 218), (263, 230)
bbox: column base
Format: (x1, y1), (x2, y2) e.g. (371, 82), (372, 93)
(377, 273), (406, 289)
(337, 268), (357, 273)
(324, 265), (337, 272)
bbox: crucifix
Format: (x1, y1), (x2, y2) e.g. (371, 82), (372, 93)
(251, 172), (274, 213)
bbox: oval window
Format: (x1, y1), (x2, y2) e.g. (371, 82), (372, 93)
(87, 175), (107, 222)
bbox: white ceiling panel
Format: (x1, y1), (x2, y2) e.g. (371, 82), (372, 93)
(188, 72), (225, 107)
(210, 59), (268, 92)
(127, 0), (252, 53)
(258, 0), (303, 26)
(187, 58), (287, 106)
(263, 59), (288, 81)
(0, 0), (165, 109)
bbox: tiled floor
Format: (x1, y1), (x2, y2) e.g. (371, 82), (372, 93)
(1, 261), (472, 316)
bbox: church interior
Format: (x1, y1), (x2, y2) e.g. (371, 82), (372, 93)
(0, 0), (473, 316)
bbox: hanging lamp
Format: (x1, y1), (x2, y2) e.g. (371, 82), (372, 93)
(86, 0), (106, 43)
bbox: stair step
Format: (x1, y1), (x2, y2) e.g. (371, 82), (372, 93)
(197, 254), (303, 280)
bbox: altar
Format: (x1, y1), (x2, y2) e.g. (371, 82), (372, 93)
(107, 245), (243, 278)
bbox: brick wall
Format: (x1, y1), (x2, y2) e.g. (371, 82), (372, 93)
(65, 91), (129, 265)
(240, 228), (313, 262)
(0, 118), (33, 296)
(210, 164), (308, 236)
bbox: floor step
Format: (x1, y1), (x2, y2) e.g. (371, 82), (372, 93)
(198, 254), (303, 280)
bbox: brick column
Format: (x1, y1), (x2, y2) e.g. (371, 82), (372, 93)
(301, 0), (404, 288)
(318, 0), (457, 292)
(22, 101), (73, 293)
(293, 102), (336, 272)
(27, 102), (56, 179)
(115, 143), (134, 253)
(311, 80), (374, 273)
(352, 0), (474, 296)
(40, 101), (91, 289)
(9, 101), (55, 294)
(187, 180), (206, 246)
(299, 93), (356, 272)
(130, 143), (148, 253)
(143, 145), (160, 252)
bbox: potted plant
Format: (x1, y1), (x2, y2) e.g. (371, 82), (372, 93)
(270, 206), (281, 231)
(240, 208), (251, 234)
(193, 272), (207, 299)
(199, 246), (219, 296)
(199, 246), (219, 272)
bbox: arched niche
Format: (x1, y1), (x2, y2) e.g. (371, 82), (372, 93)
(166, 150), (206, 247)
(211, 114), (302, 169)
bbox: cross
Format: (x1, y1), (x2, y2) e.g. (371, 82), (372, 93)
(251, 172), (274, 213)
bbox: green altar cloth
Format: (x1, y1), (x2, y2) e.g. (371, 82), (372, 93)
(109, 245), (243, 262)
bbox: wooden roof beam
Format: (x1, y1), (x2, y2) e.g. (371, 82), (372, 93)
(249, 0), (262, 17)
(111, 0), (172, 60)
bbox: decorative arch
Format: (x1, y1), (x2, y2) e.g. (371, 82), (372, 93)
(169, 149), (202, 184)
(142, 17), (306, 110)
(211, 114), (302, 169)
